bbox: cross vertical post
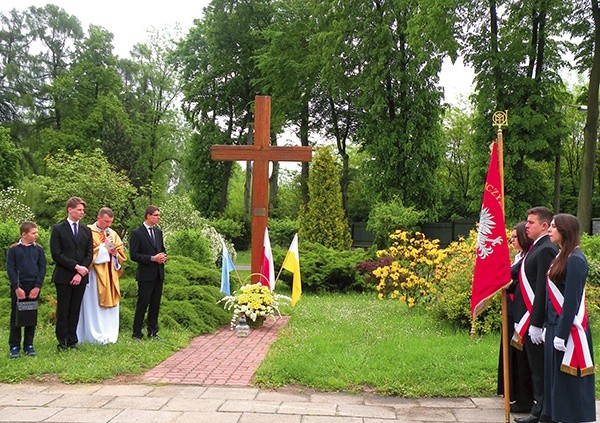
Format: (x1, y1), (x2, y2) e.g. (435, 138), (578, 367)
(211, 96), (312, 283)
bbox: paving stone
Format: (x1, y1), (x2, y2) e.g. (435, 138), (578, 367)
(239, 412), (302, 423)
(46, 394), (113, 408)
(337, 403), (397, 419)
(201, 386), (259, 400)
(147, 385), (208, 398)
(395, 406), (457, 421)
(278, 401), (337, 416)
(364, 396), (419, 409)
(256, 391), (310, 402)
(418, 397), (475, 408)
(0, 406), (62, 422)
(303, 417), (363, 423)
(0, 384), (47, 396)
(94, 384), (155, 397)
(109, 409), (184, 422)
(41, 384), (102, 395)
(102, 395), (170, 410)
(44, 407), (122, 422)
(162, 397), (225, 412)
(173, 411), (242, 423)
(470, 397), (503, 409)
(0, 392), (61, 407)
(219, 399), (280, 413)
(452, 407), (506, 422)
(310, 393), (364, 404)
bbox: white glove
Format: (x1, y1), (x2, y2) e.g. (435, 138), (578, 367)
(529, 325), (544, 345)
(553, 336), (567, 352)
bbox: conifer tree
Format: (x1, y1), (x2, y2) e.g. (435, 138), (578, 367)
(299, 146), (352, 250)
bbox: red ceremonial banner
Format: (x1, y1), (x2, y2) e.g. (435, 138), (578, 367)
(471, 142), (512, 319)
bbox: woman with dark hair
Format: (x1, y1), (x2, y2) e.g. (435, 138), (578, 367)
(498, 222), (534, 412)
(542, 214), (595, 423)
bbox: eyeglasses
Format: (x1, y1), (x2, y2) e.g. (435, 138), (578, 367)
(151, 213), (160, 217)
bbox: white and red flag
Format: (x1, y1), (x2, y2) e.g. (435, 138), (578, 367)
(260, 227), (275, 290)
(471, 142), (512, 319)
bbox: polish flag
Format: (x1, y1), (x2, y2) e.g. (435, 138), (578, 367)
(260, 228), (275, 290)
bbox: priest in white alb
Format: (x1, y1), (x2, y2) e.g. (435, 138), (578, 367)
(76, 207), (126, 344)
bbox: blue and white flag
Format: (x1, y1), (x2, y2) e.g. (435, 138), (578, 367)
(220, 240), (235, 295)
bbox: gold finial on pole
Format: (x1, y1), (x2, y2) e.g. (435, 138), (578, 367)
(492, 110), (508, 129)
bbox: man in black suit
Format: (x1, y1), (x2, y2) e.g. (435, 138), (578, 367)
(512, 206), (558, 423)
(130, 205), (167, 340)
(50, 197), (93, 351)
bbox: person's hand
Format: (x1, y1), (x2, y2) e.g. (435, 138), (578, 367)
(70, 273), (82, 286)
(153, 252), (167, 264)
(15, 287), (26, 300)
(529, 325), (544, 344)
(28, 287), (40, 299)
(553, 336), (567, 352)
(75, 264), (88, 276)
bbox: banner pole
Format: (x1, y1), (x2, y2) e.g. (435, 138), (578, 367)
(494, 111), (510, 423)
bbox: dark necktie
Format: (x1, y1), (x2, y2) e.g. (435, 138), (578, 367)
(73, 222), (78, 240)
(149, 227), (155, 242)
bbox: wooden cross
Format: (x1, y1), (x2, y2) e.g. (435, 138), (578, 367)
(211, 95), (312, 283)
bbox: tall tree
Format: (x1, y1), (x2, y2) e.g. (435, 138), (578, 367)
(461, 0), (571, 221)
(299, 146), (352, 249)
(320, 0), (458, 217)
(570, 0), (600, 233)
(176, 0), (274, 214)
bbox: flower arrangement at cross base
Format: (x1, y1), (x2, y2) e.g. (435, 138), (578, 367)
(219, 283), (291, 329)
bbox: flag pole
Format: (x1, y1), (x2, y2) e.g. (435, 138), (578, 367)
(494, 110), (510, 423)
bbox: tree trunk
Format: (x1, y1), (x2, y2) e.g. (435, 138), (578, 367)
(576, 0), (600, 234)
(299, 99), (310, 206)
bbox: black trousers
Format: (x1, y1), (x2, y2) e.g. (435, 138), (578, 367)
(133, 278), (164, 337)
(9, 285), (37, 348)
(55, 283), (86, 346)
(523, 335), (545, 417)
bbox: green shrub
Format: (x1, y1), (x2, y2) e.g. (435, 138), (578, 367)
(367, 196), (425, 249)
(165, 229), (213, 266)
(0, 255), (228, 337)
(429, 231), (501, 334)
(276, 241), (368, 293)
(210, 217), (250, 250)
(268, 219), (299, 247)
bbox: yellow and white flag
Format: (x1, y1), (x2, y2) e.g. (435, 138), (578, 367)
(282, 233), (301, 306)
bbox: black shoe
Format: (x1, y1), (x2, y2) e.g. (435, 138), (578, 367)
(515, 415), (539, 423)
(132, 334), (143, 340)
(149, 334), (162, 341)
(57, 343), (69, 352)
(68, 344), (78, 351)
(510, 403), (533, 413)
(23, 345), (36, 357)
(9, 346), (20, 359)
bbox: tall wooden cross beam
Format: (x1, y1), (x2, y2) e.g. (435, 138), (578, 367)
(211, 95), (312, 283)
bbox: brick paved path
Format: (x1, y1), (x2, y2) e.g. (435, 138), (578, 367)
(143, 316), (289, 386)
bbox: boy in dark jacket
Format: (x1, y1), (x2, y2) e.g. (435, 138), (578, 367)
(6, 221), (46, 358)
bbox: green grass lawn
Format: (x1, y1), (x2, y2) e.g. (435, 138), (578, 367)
(254, 293), (502, 397)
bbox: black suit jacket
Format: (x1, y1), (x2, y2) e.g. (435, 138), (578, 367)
(50, 220), (93, 285)
(512, 235), (558, 327)
(129, 224), (166, 282)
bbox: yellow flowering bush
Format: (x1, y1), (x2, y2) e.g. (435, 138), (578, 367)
(372, 230), (449, 307)
(219, 283), (290, 328)
(430, 229), (502, 334)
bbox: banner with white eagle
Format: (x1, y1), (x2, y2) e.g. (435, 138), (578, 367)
(471, 141), (512, 319)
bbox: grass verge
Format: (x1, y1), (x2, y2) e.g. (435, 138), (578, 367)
(254, 292), (600, 397)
